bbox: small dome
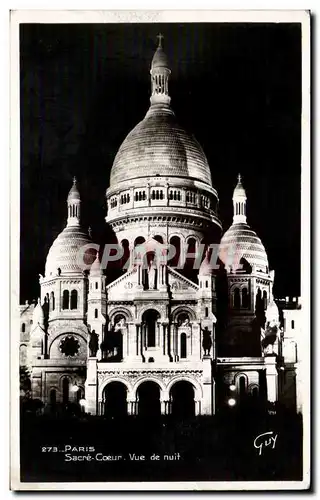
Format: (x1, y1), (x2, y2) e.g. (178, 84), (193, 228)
(199, 252), (215, 276)
(32, 298), (44, 327)
(219, 223), (269, 273)
(266, 298), (279, 324)
(110, 107), (212, 187)
(45, 227), (95, 276)
(151, 47), (169, 69)
(233, 175), (246, 199)
(90, 252), (103, 276)
(68, 177), (80, 200)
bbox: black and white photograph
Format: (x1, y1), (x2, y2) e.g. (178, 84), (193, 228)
(10, 10), (310, 490)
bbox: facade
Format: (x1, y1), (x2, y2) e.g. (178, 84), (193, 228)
(20, 38), (301, 417)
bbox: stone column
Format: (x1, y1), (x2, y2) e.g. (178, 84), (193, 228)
(191, 322), (201, 361)
(162, 323), (167, 355)
(160, 399), (170, 415)
(85, 358), (98, 415)
(126, 322), (137, 362)
(295, 360), (304, 414)
(123, 326), (128, 360)
(135, 323), (140, 357)
(202, 356), (214, 415)
(194, 400), (201, 416)
(157, 322), (161, 347)
(127, 398), (136, 415)
(265, 355), (278, 404)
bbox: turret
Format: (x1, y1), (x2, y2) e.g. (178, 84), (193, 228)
(232, 173), (247, 225)
(28, 298), (45, 363)
(87, 252), (106, 359)
(67, 177), (81, 227)
(150, 33), (171, 107)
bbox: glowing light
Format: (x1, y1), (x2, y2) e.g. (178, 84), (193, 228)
(228, 398), (236, 407)
(71, 384), (79, 393)
(229, 384), (236, 391)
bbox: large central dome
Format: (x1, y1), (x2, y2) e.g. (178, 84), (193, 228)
(110, 106), (212, 187)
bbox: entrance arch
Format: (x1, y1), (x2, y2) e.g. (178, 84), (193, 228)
(142, 309), (160, 348)
(103, 381), (127, 417)
(170, 381), (195, 418)
(137, 381), (161, 417)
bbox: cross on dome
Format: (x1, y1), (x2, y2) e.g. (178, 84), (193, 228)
(232, 174), (247, 224)
(157, 33), (164, 48)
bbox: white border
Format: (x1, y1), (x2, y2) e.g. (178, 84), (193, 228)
(9, 9), (311, 492)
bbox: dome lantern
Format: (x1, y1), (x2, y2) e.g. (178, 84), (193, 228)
(232, 174), (247, 224)
(150, 34), (171, 108)
(45, 180), (94, 277)
(67, 177), (81, 227)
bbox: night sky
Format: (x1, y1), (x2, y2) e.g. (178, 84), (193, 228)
(20, 23), (301, 302)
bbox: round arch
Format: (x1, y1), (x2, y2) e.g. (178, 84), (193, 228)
(135, 380), (162, 417)
(169, 380), (196, 418)
(102, 380), (128, 417)
(137, 305), (163, 322)
(99, 377), (133, 400)
(172, 305), (197, 323)
(48, 330), (87, 352)
(166, 376), (202, 401)
(132, 376), (166, 398)
(109, 308), (133, 324)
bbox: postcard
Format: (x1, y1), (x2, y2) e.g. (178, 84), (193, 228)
(10, 9), (310, 491)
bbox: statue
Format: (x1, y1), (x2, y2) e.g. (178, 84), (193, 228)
(261, 294), (280, 356)
(202, 327), (212, 356)
(89, 330), (99, 357)
(148, 259), (157, 289)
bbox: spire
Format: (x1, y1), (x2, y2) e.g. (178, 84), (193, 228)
(150, 34), (171, 107)
(67, 177), (81, 227)
(90, 251), (103, 276)
(232, 174), (247, 224)
(157, 32), (164, 48)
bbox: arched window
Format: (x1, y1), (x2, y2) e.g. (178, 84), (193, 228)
(70, 290), (78, 310)
(50, 291), (55, 311)
(177, 312), (189, 326)
(95, 308), (98, 319)
(180, 333), (187, 359)
(142, 310), (159, 348)
(291, 320), (295, 329)
(252, 387), (259, 399)
(153, 235), (163, 244)
(263, 290), (268, 309)
(120, 239), (130, 271)
(95, 282), (98, 290)
(239, 375), (246, 401)
(168, 236), (181, 268)
(205, 307), (209, 318)
(185, 237), (197, 269)
(242, 288), (249, 308)
(205, 280), (209, 288)
(234, 288), (240, 308)
(62, 290), (69, 310)
(21, 323), (25, 333)
(62, 378), (69, 404)
(50, 389), (56, 409)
